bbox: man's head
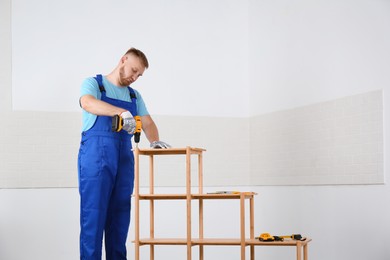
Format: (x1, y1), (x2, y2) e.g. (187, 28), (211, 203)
(125, 48), (149, 69)
(117, 47), (149, 86)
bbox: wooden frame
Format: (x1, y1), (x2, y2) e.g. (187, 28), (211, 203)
(133, 147), (311, 260)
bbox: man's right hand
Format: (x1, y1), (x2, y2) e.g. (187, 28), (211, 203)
(120, 111), (136, 134)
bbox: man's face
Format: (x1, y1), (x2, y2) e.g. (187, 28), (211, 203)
(118, 54), (146, 86)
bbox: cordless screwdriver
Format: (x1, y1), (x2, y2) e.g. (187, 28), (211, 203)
(112, 115), (142, 146)
(134, 116), (142, 146)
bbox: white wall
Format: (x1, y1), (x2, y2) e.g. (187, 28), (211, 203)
(1, 0), (390, 260)
(11, 0), (250, 117)
(248, 0), (390, 115)
(248, 0), (390, 260)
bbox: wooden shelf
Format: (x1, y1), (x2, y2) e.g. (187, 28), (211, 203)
(247, 238), (312, 246)
(139, 238), (188, 245)
(134, 147), (312, 260)
(193, 238), (243, 246)
(194, 193), (257, 200)
(139, 194), (187, 200)
(138, 238), (242, 246)
(136, 147), (206, 155)
(138, 192), (257, 200)
(138, 238), (312, 246)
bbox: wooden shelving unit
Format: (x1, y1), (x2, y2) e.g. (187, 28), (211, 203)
(133, 147), (257, 260)
(133, 147), (311, 260)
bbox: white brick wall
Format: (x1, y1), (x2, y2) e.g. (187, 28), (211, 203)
(0, 112), (81, 188)
(250, 90), (384, 185)
(1, 90), (383, 188)
(0, 112), (251, 188)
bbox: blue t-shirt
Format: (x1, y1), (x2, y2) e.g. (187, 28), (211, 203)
(80, 76), (149, 131)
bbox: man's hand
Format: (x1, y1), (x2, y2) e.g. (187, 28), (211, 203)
(150, 141), (171, 149)
(121, 111), (136, 134)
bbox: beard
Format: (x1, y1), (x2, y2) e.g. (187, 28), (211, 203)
(118, 67), (132, 86)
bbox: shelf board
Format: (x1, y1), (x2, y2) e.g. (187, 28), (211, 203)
(194, 193), (257, 199)
(192, 238), (242, 246)
(136, 238), (311, 246)
(138, 238), (188, 245)
(138, 194), (187, 200)
(136, 238), (242, 246)
(135, 147), (206, 155)
(137, 193), (257, 200)
(246, 238), (312, 246)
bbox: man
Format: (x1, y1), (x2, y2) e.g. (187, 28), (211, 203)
(78, 47), (170, 260)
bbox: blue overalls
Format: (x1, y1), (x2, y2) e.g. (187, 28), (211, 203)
(78, 74), (136, 260)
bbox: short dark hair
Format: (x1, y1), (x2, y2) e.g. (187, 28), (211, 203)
(125, 48), (149, 69)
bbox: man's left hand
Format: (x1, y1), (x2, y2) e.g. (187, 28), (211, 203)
(150, 141), (171, 149)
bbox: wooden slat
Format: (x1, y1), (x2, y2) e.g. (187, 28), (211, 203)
(139, 194), (187, 200)
(138, 193), (257, 200)
(135, 238), (312, 247)
(186, 147), (192, 260)
(138, 238), (188, 245)
(246, 238), (312, 246)
(149, 155), (155, 259)
(194, 192), (257, 199)
(137, 147), (206, 155)
(240, 193), (245, 260)
(137, 238), (242, 246)
(134, 148), (140, 259)
(193, 238), (242, 245)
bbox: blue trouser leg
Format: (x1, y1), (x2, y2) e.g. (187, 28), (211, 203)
(105, 141), (134, 260)
(79, 178), (112, 259)
(79, 136), (120, 260)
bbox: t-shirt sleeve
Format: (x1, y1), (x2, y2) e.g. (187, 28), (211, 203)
(79, 77), (100, 131)
(80, 77), (101, 100)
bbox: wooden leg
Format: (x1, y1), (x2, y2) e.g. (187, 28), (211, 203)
(199, 198), (204, 260)
(150, 245), (154, 260)
(149, 155), (155, 260)
(134, 148), (140, 260)
(186, 148), (192, 260)
(135, 241), (139, 260)
(303, 243), (308, 260)
(187, 245), (192, 260)
(150, 199), (154, 260)
(296, 242), (302, 260)
(240, 193), (245, 260)
(250, 197), (254, 260)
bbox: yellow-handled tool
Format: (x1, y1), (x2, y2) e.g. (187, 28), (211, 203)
(256, 233), (275, 242)
(134, 116), (142, 145)
(278, 234), (306, 241)
(112, 115), (142, 145)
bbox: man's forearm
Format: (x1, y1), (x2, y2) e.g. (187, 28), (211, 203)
(80, 95), (126, 116)
(141, 115), (160, 143)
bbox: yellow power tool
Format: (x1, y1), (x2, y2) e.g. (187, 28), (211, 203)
(112, 115), (142, 145)
(257, 233), (275, 242)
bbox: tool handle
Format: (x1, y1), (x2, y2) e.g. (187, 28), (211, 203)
(112, 115), (123, 132)
(134, 116), (142, 143)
